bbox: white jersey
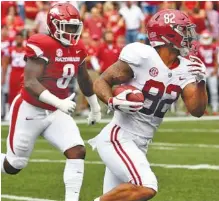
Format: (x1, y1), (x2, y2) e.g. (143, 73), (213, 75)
(111, 43), (196, 138)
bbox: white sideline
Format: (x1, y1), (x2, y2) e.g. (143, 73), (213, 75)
(1, 115), (219, 126)
(28, 159), (219, 170)
(1, 194), (56, 201)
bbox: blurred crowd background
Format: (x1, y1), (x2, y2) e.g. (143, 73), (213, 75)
(1, 1), (219, 120)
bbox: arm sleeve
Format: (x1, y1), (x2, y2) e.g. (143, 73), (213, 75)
(181, 74), (196, 89)
(24, 35), (49, 63)
(119, 43), (142, 67)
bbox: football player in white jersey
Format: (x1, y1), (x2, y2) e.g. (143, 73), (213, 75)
(90, 9), (208, 201)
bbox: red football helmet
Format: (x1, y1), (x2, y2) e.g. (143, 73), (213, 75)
(47, 3), (83, 46)
(199, 30), (213, 45)
(147, 9), (197, 56)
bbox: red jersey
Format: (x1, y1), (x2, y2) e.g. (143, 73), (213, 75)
(9, 46), (26, 69)
(84, 17), (105, 40)
(1, 38), (11, 57)
(197, 44), (217, 68)
(96, 43), (120, 73)
(21, 34), (87, 111)
(8, 46), (26, 105)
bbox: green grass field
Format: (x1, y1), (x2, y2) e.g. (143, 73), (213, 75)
(1, 120), (219, 201)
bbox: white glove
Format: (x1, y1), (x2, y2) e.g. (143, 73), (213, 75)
(56, 93), (76, 115)
(188, 55), (206, 83)
(87, 107), (101, 125)
(86, 94), (101, 125)
(108, 89), (143, 114)
(39, 90), (76, 115)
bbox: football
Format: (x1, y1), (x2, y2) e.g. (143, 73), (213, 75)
(112, 85), (144, 103)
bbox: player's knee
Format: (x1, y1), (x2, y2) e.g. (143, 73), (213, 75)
(4, 157), (28, 174)
(64, 145), (86, 159)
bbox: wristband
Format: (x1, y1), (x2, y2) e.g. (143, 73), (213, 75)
(85, 94), (100, 112)
(39, 90), (61, 108)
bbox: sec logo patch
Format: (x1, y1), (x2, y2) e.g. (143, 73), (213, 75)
(149, 67), (159, 77)
(56, 48), (63, 57)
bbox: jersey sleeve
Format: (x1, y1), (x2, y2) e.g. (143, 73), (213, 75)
(119, 43), (152, 77)
(24, 34), (49, 63)
(180, 74), (196, 89)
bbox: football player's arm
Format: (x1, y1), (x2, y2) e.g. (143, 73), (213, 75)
(25, 57), (76, 114)
(24, 57), (47, 96)
(77, 61), (100, 114)
(181, 81), (208, 118)
(94, 60), (134, 104)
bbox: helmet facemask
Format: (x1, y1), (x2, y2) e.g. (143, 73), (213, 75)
(172, 24), (198, 56)
(51, 19), (83, 46)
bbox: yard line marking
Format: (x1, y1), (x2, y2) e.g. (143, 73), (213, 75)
(1, 129), (219, 137)
(2, 139), (219, 149)
(157, 129), (219, 133)
(150, 146), (176, 150)
(28, 159), (219, 170)
(1, 115), (219, 126)
(151, 142), (219, 148)
(150, 164), (219, 170)
(1, 194), (56, 201)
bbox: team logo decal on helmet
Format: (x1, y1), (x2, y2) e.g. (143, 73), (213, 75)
(147, 9), (198, 56)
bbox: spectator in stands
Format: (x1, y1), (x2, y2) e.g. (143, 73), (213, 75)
(1, 26), (10, 86)
(2, 6), (24, 33)
(119, 1), (145, 43)
(136, 33), (148, 44)
(84, 7), (105, 40)
(116, 35), (126, 50)
(24, 1), (43, 30)
(17, 1), (25, 21)
(96, 30), (120, 74)
(159, 1), (176, 10)
(104, 2), (125, 41)
(82, 32), (99, 71)
(1, 1), (17, 22)
(205, 1), (219, 40)
(182, 2), (206, 35)
(2, 32), (26, 106)
(34, 1), (50, 34)
(197, 30), (218, 115)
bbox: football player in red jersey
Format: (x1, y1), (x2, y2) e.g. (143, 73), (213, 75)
(3, 32), (26, 106)
(197, 30), (218, 114)
(1, 3), (101, 201)
(91, 9), (208, 201)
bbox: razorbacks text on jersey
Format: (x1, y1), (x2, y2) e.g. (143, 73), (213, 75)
(21, 33), (87, 110)
(112, 43), (196, 138)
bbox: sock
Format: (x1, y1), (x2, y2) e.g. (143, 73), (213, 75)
(63, 159), (84, 201)
(1, 153), (6, 173)
(94, 198), (100, 201)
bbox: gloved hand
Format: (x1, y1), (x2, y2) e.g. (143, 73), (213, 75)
(108, 89), (143, 114)
(56, 93), (76, 115)
(87, 105), (101, 125)
(188, 55), (206, 83)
